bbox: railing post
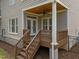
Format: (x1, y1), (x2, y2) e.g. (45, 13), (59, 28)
(15, 30), (30, 59)
(23, 30), (30, 47)
(23, 29), (27, 35)
(67, 35), (69, 51)
(15, 45), (17, 59)
(26, 50), (28, 59)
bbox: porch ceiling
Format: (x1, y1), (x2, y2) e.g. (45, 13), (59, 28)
(25, 3), (66, 14)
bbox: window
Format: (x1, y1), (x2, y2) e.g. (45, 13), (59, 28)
(42, 17), (52, 30)
(9, 18), (18, 33)
(49, 18), (52, 30)
(43, 19), (48, 30)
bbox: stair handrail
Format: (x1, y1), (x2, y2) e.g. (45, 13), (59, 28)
(26, 30), (40, 50)
(25, 30), (41, 59)
(16, 30), (30, 47)
(15, 30), (30, 59)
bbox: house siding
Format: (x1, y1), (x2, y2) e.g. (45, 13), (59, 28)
(1, 0), (79, 47)
(57, 11), (67, 32)
(0, 0), (48, 45)
(60, 0), (79, 36)
(0, 0), (1, 16)
(60, 0), (79, 48)
(1, 0), (48, 40)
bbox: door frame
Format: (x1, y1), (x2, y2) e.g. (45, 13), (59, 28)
(26, 16), (38, 35)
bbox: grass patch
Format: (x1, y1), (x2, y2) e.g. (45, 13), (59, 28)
(0, 48), (6, 59)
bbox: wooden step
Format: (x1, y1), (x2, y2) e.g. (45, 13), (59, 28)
(21, 48), (26, 52)
(31, 43), (36, 47)
(19, 51), (26, 57)
(28, 54), (31, 59)
(28, 49), (33, 55)
(16, 31), (41, 59)
(17, 55), (25, 59)
(35, 40), (39, 43)
(29, 46), (35, 50)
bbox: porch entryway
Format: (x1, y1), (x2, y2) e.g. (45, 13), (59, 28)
(22, 1), (68, 59)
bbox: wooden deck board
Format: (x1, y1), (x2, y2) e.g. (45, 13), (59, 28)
(40, 32), (52, 48)
(40, 30), (68, 48)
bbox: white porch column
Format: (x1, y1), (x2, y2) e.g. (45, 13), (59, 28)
(50, 0), (58, 59)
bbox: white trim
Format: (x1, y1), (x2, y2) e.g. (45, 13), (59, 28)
(47, 9), (67, 15)
(8, 18), (18, 33)
(57, 9), (67, 13)
(22, 8), (24, 35)
(27, 16), (38, 35)
(8, 32), (18, 35)
(4, 35), (21, 40)
(51, 42), (58, 45)
(22, 0), (69, 12)
(41, 17), (51, 30)
(51, 1), (57, 59)
(25, 12), (41, 16)
(22, 0), (52, 11)
(56, 0), (69, 9)
(52, 1), (57, 45)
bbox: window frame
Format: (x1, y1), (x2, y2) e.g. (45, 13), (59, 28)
(8, 18), (18, 34)
(42, 17), (52, 30)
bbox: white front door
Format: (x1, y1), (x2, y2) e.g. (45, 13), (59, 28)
(27, 18), (37, 35)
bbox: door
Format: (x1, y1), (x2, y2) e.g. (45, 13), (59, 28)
(27, 18), (37, 35)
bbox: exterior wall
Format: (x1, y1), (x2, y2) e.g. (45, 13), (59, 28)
(60, 0), (79, 36)
(60, 0), (79, 48)
(57, 11), (67, 32)
(1, 0), (79, 48)
(24, 12), (67, 32)
(0, 0), (1, 16)
(0, 0), (48, 43)
(0, 0), (1, 22)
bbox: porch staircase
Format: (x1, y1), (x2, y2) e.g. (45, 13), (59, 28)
(15, 30), (41, 59)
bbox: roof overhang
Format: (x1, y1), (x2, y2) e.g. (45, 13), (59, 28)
(23, 0), (69, 14)
(56, 0), (69, 9)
